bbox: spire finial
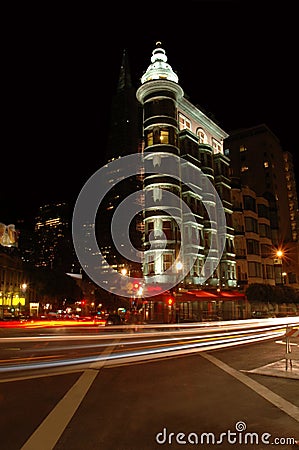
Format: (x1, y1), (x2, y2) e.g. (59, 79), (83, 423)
(141, 41), (179, 84)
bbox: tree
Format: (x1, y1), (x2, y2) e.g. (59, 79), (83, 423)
(246, 283), (272, 303)
(246, 283), (299, 305)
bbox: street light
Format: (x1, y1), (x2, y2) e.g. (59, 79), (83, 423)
(176, 261), (183, 271)
(20, 283), (27, 316)
(275, 249), (284, 285)
(175, 261), (183, 323)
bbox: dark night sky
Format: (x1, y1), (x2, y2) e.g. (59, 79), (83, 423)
(2, 1), (298, 228)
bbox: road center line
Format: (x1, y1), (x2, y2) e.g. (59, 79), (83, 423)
(200, 352), (299, 423)
(21, 342), (118, 450)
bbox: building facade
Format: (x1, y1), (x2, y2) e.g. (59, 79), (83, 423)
(136, 42), (237, 296)
(231, 183), (276, 290)
(0, 249), (30, 318)
(225, 124), (299, 287)
(34, 202), (78, 273)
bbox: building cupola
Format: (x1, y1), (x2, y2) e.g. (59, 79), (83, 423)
(141, 41), (179, 84)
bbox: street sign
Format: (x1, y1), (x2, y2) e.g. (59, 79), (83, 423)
(285, 327), (299, 338)
(285, 326), (299, 371)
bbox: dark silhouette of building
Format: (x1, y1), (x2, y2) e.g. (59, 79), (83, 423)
(96, 49), (144, 280)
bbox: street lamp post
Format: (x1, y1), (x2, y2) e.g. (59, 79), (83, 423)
(175, 261), (183, 323)
(275, 249), (284, 286)
(21, 283), (27, 316)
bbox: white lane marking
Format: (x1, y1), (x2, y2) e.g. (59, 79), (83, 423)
(21, 369), (98, 450)
(0, 368), (86, 383)
(21, 343), (118, 450)
(201, 352), (299, 423)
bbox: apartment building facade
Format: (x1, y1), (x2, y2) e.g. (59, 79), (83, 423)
(225, 124), (299, 288)
(136, 42), (237, 296)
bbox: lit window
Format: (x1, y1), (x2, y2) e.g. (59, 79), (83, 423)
(241, 165), (249, 172)
(264, 161), (269, 168)
(212, 138), (222, 154)
(240, 144), (247, 152)
(160, 130), (169, 144)
(163, 254), (173, 272)
(178, 113), (191, 131)
(147, 131), (153, 147)
(197, 128), (207, 144)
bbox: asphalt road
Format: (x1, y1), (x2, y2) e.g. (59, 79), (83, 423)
(0, 332), (298, 450)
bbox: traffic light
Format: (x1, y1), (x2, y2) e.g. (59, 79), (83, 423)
(132, 280), (143, 296)
(167, 297), (174, 306)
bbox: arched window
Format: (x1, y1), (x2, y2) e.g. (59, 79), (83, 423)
(197, 128), (207, 144)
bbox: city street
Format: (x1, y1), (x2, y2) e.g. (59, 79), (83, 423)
(0, 320), (298, 449)
(2, 5), (299, 450)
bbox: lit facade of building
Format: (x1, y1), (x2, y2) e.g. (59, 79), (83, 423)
(0, 250), (28, 317)
(136, 42), (236, 293)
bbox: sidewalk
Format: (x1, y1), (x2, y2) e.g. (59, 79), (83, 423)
(242, 336), (299, 380)
(243, 359), (299, 380)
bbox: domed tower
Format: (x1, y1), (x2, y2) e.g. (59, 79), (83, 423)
(136, 42), (184, 287)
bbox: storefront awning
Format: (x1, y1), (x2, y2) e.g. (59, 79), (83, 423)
(183, 290), (246, 301)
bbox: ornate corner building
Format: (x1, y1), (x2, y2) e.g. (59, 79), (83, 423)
(136, 42), (236, 292)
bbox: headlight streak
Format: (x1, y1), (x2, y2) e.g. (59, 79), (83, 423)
(2, 315), (298, 337)
(0, 328), (285, 374)
(0, 326), (286, 355)
(0, 322), (290, 345)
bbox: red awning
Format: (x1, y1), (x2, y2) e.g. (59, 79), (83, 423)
(183, 290), (246, 302)
(219, 290), (246, 299)
(186, 290), (217, 298)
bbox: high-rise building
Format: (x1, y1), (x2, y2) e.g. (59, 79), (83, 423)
(283, 151), (299, 242)
(282, 151), (299, 286)
(225, 124), (299, 287)
(105, 49), (142, 162)
(96, 49), (144, 281)
(34, 202), (78, 273)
